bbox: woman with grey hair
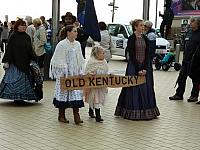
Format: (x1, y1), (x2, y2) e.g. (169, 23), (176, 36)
(33, 18), (47, 77)
(144, 20), (156, 62)
(25, 16), (35, 44)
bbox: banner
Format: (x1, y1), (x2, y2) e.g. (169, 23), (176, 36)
(76, 0), (101, 41)
(60, 74), (146, 90)
(172, 0), (200, 16)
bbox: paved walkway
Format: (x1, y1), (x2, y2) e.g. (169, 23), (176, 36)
(0, 48), (199, 150)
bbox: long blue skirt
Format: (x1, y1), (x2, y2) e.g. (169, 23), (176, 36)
(0, 65), (38, 101)
(114, 61), (160, 120)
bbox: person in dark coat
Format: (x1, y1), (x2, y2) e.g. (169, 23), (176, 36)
(114, 19), (160, 120)
(144, 21), (156, 62)
(0, 19), (43, 103)
(169, 17), (200, 102)
(8, 21), (15, 39)
(144, 20), (156, 87)
(159, 0), (174, 39)
(189, 44), (200, 104)
(76, 25), (89, 59)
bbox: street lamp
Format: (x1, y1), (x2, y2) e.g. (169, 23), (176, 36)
(108, 0), (119, 23)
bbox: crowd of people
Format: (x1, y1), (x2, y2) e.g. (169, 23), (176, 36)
(0, 12), (200, 125)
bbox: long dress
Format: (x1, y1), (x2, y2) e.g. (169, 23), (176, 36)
(84, 57), (109, 109)
(0, 31), (42, 101)
(114, 34), (160, 120)
(50, 39), (85, 109)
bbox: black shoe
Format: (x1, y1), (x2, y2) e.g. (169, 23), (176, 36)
(196, 101), (200, 104)
(88, 108), (96, 118)
(169, 94), (183, 100)
(14, 100), (26, 105)
(95, 108), (104, 122)
(187, 96), (198, 102)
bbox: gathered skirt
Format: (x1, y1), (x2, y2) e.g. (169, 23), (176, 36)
(0, 65), (40, 101)
(53, 78), (84, 109)
(114, 61), (160, 120)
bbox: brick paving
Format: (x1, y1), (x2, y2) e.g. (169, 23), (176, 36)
(0, 48), (199, 150)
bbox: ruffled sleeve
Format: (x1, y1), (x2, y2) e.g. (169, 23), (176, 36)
(76, 41), (85, 74)
(49, 41), (68, 79)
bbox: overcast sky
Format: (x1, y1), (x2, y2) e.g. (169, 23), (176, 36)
(0, 0), (164, 27)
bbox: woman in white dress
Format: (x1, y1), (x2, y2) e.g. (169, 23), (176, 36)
(50, 25), (85, 125)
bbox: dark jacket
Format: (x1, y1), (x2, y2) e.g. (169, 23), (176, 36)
(126, 33), (149, 74)
(161, 7), (174, 25)
(146, 29), (156, 60)
(2, 31), (36, 74)
(189, 46), (200, 83)
(76, 27), (89, 44)
(183, 29), (200, 63)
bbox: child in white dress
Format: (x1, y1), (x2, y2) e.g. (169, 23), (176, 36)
(84, 46), (109, 122)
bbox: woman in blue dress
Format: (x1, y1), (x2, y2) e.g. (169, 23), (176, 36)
(114, 19), (160, 120)
(0, 19), (43, 103)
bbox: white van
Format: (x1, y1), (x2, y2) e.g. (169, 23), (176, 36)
(107, 23), (170, 60)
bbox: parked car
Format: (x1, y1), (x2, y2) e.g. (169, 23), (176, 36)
(107, 23), (171, 61)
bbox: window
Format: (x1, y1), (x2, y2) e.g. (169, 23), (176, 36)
(118, 26), (128, 38)
(107, 24), (119, 36)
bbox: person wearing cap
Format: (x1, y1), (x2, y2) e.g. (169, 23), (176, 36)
(58, 12), (76, 41)
(169, 17), (200, 103)
(58, 12), (89, 58)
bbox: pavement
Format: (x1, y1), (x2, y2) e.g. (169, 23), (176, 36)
(0, 48), (200, 150)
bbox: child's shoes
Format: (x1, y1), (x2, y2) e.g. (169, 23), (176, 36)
(88, 108), (96, 118)
(95, 108), (104, 122)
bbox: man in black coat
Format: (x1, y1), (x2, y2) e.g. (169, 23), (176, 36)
(169, 17), (200, 102)
(189, 43), (200, 103)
